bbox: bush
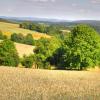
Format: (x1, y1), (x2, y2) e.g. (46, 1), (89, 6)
(11, 33), (24, 43)
(0, 39), (19, 67)
(11, 33), (35, 45)
(24, 34), (35, 45)
(21, 55), (34, 68)
(0, 31), (7, 40)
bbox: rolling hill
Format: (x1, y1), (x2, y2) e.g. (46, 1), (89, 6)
(0, 22), (51, 39)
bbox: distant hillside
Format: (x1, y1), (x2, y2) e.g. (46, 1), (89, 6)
(0, 16), (100, 33)
(0, 22), (51, 39)
(0, 18), (12, 23)
(0, 16), (68, 22)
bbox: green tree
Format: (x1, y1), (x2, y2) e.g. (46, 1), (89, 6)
(34, 37), (61, 68)
(11, 33), (24, 43)
(59, 24), (100, 70)
(0, 39), (19, 67)
(21, 55), (34, 68)
(24, 34), (35, 45)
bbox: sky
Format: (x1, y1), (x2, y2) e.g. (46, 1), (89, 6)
(0, 0), (100, 20)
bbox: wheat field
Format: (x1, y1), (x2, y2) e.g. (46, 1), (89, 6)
(0, 67), (100, 100)
(0, 22), (51, 39)
(15, 43), (35, 58)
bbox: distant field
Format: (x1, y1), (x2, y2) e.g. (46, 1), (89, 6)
(0, 40), (34, 58)
(0, 67), (100, 100)
(15, 43), (35, 58)
(0, 22), (51, 39)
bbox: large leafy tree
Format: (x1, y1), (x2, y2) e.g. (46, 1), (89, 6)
(0, 39), (19, 67)
(59, 25), (100, 70)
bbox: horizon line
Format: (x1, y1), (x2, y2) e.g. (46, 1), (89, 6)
(0, 15), (100, 21)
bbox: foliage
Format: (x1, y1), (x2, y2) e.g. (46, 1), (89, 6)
(34, 37), (61, 69)
(1, 23), (100, 70)
(19, 22), (47, 33)
(0, 30), (7, 40)
(24, 34), (35, 45)
(58, 24), (100, 70)
(0, 39), (19, 67)
(11, 33), (35, 45)
(21, 55), (34, 68)
(11, 33), (24, 43)
(19, 22), (69, 36)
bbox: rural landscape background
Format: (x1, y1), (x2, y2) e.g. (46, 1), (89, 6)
(0, 0), (100, 100)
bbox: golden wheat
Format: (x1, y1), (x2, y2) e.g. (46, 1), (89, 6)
(0, 67), (100, 100)
(15, 43), (35, 58)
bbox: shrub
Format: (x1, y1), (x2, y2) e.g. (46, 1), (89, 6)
(24, 34), (35, 45)
(0, 31), (7, 40)
(0, 39), (19, 67)
(11, 33), (35, 45)
(21, 55), (34, 68)
(11, 33), (24, 43)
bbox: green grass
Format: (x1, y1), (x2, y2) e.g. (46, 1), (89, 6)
(0, 67), (100, 100)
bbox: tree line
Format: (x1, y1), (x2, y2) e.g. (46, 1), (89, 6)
(11, 33), (35, 45)
(19, 22), (68, 35)
(0, 24), (100, 70)
(0, 31), (35, 45)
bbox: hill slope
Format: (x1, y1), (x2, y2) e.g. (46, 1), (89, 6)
(0, 67), (100, 100)
(15, 43), (35, 58)
(0, 22), (51, 39)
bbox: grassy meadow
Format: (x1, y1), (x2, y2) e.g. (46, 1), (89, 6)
(0, 22), (51, 39)
(0, 67), (100, 100)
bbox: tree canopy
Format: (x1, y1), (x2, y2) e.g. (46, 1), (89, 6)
(0, 39), (19, 67)
(58, 25), (100, 70)
(33, 37), (61, 68)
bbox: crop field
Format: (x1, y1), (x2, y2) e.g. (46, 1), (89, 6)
(0, 67), (100, 100)
(15, 43), (35, 58)
(0, 22), (51, 39)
